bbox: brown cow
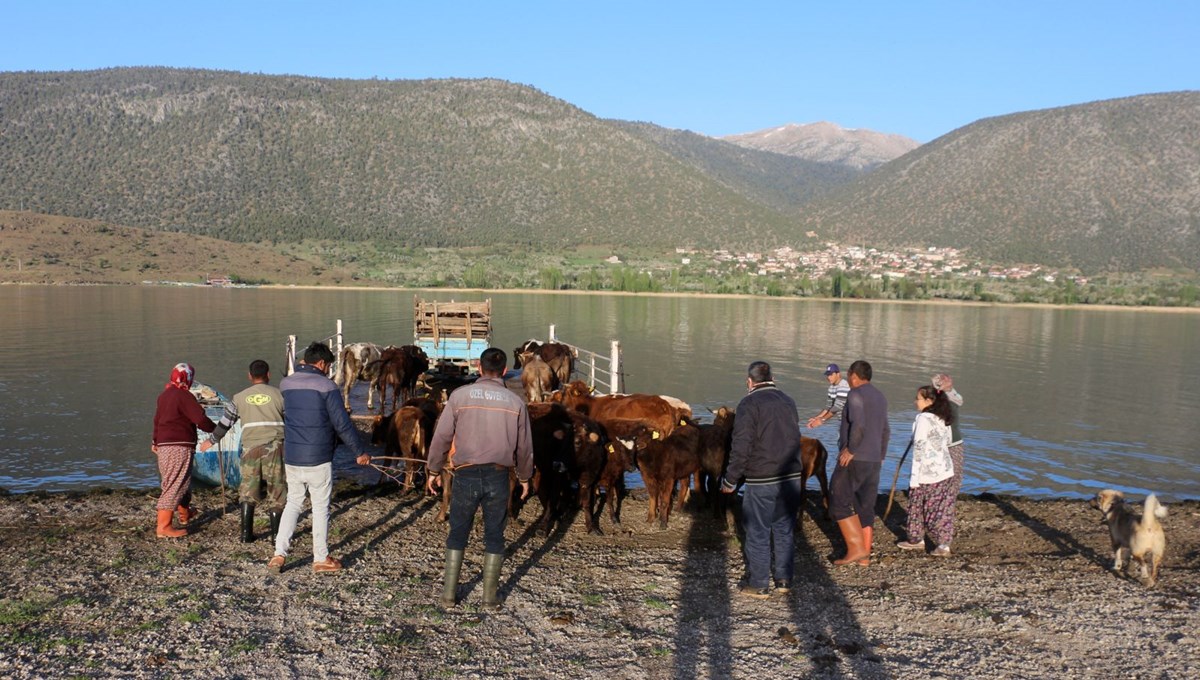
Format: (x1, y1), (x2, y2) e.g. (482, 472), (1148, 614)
(514, 340), (575, 386)
(520, 354), (557, 403)
(334, 342), (382, 411)
(555, 380), (684, 439)
(372, 345), (430, 413)
(371, 405), (429, 491)
(621, 421), (704, 529)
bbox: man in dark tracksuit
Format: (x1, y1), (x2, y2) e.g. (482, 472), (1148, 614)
(830, 359), (890, 566)
(268, 342), (370, 575)
(722, 361), (804, 599)
(426, 347), (533, 609)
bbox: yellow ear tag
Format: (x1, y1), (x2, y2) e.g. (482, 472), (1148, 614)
(652, 431), (660, 440)
(679, 419), (686, 426)
(606, 443), (614, 453)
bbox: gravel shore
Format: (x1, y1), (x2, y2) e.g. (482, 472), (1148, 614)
(1, 483), (1197, 679)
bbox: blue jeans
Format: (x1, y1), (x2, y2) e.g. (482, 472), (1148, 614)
(742, 478), (802, 588)
(447, 465), (511, 554)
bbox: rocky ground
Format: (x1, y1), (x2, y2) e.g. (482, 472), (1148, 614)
(1, 479), (1197, 680)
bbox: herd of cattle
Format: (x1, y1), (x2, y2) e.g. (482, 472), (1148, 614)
(334, 340), (832, 535)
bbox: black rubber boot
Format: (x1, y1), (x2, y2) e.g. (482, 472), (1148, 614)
(482, 552), (504, 610)
(240, 502), (255, 543)
(269, 511), (282, 541)
(440, 549), (464, 607)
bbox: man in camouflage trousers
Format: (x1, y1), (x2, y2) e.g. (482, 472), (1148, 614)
(204, 359), (287, 542)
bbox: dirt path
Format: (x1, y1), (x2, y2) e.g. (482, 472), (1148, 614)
(1, 486), (1197, 679)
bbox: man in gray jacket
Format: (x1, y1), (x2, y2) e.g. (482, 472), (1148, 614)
(722, 361), (804, 599)
(427, 347), (533, 609)
(830, 359), (890, 566)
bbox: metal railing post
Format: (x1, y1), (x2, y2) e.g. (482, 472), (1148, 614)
(286, 335), (296, 376)
(610, 340), (622, 394)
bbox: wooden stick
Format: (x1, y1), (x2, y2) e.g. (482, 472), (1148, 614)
(217, 445), (228, 516)
(883, 439), (915, 522)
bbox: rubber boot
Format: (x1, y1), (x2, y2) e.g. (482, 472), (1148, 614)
(482, 552), (504, 609)
(156, 509), (186, 539)
(440, 549), (464, 607)
(832, 516), (868, 566)
(858, 525), (873, 566)
(240, 502), (255, 543)
(176, 505), (197, 527)
(269, 511), (282, 541)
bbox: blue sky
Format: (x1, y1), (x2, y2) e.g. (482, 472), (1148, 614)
(3, 1), (1196, 141)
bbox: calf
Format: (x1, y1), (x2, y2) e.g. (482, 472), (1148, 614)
(623, 422), (704, 529)
(335, 342), (382, 412)
(373, 345), (430, 413)
(537, 342), (575, 387)
(696, 406), (735, 525)
(799, 436), (831, 522)
(520, 354), (557, 403)
(527, 402), (575, 533)
(565, 411), (610, 535)
(371, 405), (429, 491)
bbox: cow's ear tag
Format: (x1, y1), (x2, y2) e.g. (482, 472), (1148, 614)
(606, 443), (614, 453)
(652, 431), (660, 440)
(680, 419), (686, 426)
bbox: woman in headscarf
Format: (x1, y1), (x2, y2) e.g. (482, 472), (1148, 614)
(931, 373), (965, 498)
(151, 363), (216, 538)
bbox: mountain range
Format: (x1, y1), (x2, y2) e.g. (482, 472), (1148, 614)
(721, 122), (920, 169)
(1, 68), (1197, 272)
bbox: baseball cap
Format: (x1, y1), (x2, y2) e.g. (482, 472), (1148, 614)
(824, 363), (840, 376)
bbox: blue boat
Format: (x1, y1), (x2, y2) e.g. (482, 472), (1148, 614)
(189, 383), (243, 488)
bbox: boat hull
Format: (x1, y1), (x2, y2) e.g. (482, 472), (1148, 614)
(191, 398), (243, 488)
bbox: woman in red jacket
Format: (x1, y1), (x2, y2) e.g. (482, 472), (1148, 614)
(151, 363), (216, 538)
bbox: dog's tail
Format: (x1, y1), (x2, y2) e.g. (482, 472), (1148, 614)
(1144, 494), (1168, 523)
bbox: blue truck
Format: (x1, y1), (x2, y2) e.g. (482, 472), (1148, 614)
(413, 296), (492, 376)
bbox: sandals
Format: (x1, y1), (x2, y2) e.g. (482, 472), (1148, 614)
(267, 555), (285, 574)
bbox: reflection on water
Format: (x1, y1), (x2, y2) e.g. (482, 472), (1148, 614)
(1, 286), (1198, 501)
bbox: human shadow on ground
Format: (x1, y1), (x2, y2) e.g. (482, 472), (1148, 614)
(672, 499), (733, 679)
(981, 493), (1102, 564)
(490, 503), (579, 601)
(331, 491), (438, 566)
(788, 496), (891, 679)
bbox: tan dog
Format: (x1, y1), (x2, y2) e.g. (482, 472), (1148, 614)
(1090, 490), (1168, 587)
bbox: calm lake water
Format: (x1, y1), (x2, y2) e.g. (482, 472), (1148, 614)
(1, 285), (1198, 501)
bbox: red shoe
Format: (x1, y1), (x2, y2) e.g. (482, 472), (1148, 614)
(176, 505), (197, 527)
(156, 509), (186, 539)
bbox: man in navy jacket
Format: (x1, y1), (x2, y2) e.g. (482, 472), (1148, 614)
(268, 342), (370, 574)
(722, 361), (804, 598)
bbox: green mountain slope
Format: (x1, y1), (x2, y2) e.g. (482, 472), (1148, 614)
(0, 68), (802, 248)
(798, 92), (1200, 271)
